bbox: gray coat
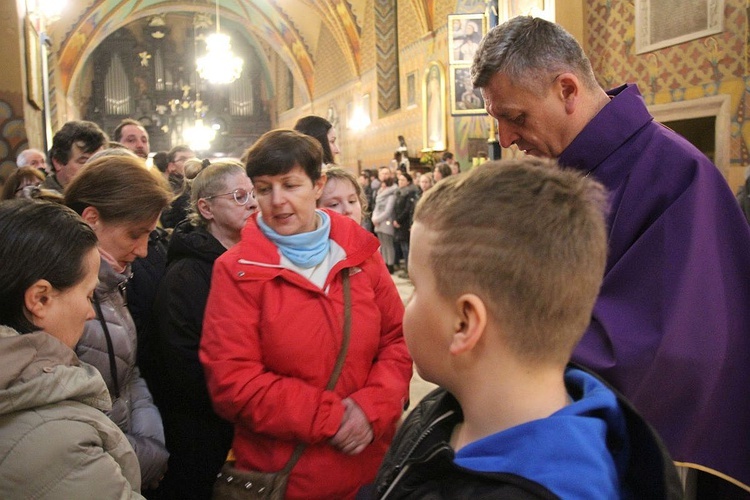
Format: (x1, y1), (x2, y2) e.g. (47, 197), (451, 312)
(0, 326), (143, 499)
(372, 184), (398, 236)
(76, 257), (169, 486)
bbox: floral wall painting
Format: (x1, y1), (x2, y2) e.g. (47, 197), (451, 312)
(423, 62), (447, 151)
(635, 0), (724, 53)
(451, 65), (485, 115)
(448, 14), (487, 64)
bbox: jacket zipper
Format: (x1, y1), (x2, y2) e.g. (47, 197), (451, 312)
(380, 409), (455, 499)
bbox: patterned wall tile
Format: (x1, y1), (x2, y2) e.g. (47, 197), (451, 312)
(0, 92), (29, 184)
(586, 0), (749, 184)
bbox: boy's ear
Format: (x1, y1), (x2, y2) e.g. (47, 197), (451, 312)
(24, 279), (54, 322)
(449, 293), (487, 356)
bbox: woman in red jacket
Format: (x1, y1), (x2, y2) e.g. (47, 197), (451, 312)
(200, 129), (412, 499)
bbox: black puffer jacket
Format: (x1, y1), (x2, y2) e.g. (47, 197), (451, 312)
(393, 184), (420, 243)
(129, 227), (169, 370)
(374, 365), (683, 500)
(145, 221), (233, 500)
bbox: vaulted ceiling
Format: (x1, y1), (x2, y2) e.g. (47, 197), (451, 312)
(47, 0), (372, 102)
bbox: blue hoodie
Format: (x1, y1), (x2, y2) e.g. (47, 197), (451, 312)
(454, 368), (629, 498)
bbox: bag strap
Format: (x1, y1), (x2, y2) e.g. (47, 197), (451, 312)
(280, 270), (352, 475)
(92, 292), (121, 399)
(326, 271), (351, 391)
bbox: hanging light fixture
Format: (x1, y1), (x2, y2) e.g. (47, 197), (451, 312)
(184, 25), (217, 152)
(196, 0), (243, 84)
(184, 118), (216, 152)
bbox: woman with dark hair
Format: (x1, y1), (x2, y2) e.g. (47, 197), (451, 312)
(0, 200), (144, 498)
(152, 151), (169, 175)
(200, 129), (411, 499)
(433, 161), (453, 181)
(392, 171), (420, 275)
(65, 155), (173, 492)
(294, 115), (341, 165)
(147, 160), (257, 499)
(1, 166), (45, 200)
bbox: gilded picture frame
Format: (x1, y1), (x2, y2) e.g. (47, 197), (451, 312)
(422, 61), (447, 152)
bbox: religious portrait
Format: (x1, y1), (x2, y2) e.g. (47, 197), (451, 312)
(448, 14), (487, 64)
(507, 0), (546, 16)
(499, 0), (554, 22)
(450, 65), (485, 115)
(423, 62), (446, 151)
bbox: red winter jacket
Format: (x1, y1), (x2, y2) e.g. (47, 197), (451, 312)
(200, 210), (412, 499)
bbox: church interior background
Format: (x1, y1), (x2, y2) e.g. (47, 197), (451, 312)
(1, 0), (749, 193)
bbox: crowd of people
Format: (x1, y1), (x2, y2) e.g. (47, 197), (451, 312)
(1, 14), (749, 500)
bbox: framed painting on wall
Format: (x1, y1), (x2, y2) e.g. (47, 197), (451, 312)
(448, 14), (487, 64)
(423, 61), (447, 151)
(450, 64), (485, 115)
(406, 71), (417, 108)
(501, 0), (554, 21)
(25, 17), (43, 110)
(635, 0), (724, 53)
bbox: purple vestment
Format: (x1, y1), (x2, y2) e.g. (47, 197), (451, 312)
(560, 84), (750, 489)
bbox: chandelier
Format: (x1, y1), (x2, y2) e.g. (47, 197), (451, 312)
(196, 0), (243, 84)
(184, 119), (216, 152)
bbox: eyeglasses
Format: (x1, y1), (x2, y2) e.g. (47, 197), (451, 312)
(203, 188), (254, 205)
(15, 183), (42, 195)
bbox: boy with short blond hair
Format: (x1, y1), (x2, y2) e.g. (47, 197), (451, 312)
(374, 158), (681, 499)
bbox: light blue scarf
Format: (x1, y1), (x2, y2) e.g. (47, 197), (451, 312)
(257, 210), (331, 268)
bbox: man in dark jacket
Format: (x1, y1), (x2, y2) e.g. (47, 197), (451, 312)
(42, 120), (107, 193)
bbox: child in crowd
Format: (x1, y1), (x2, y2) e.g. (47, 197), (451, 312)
(317, 165), (367, 225)
(373, 158), (682, 499)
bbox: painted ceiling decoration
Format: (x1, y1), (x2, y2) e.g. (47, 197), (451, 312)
(50, 0), (371, 101)
(409, 0), (435, 33)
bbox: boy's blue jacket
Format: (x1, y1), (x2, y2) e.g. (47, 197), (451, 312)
(374, 365), (683, 499)
(454, 369), (625, 498)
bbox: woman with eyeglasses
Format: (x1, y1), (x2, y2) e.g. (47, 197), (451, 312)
(64, 155), (173, 493)
(145, 160), (257, 500)
(0, 200), (143, 498)
(200, 130), (412, 499)
(0, 166), (45, 200)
